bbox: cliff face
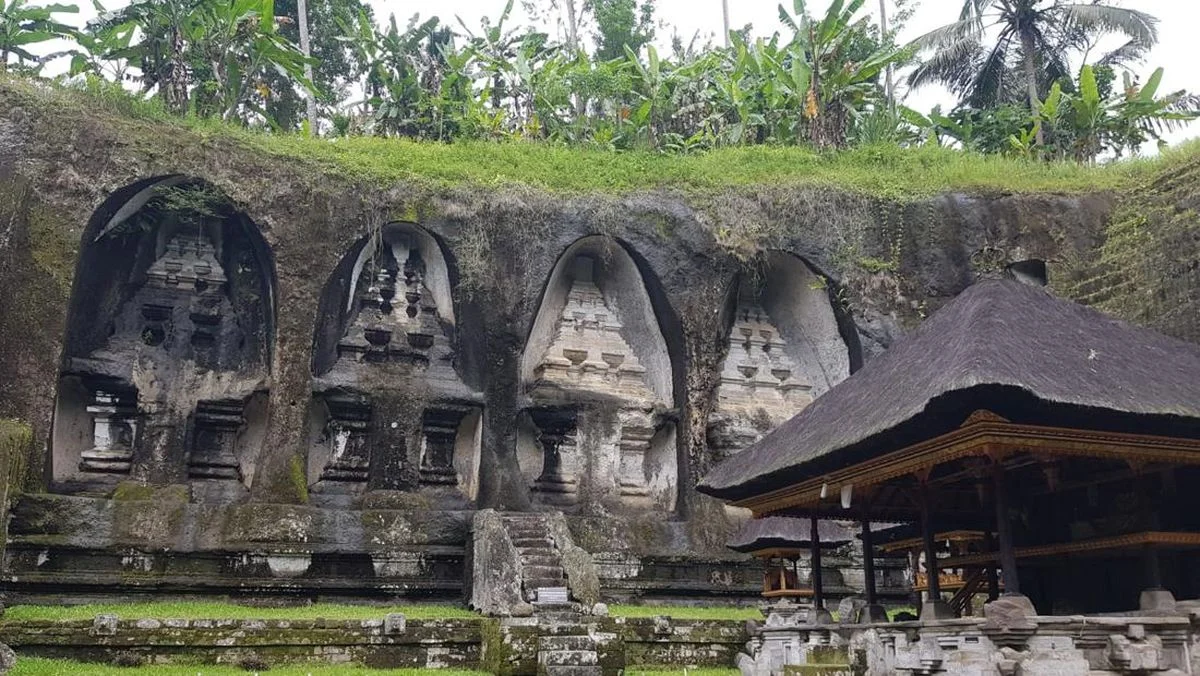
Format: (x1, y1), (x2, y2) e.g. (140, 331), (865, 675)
(0, 80), (1193, 602)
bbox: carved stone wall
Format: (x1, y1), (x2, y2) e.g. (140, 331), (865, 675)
(49, 179), (275, 498)
(520, 238), (678, 514)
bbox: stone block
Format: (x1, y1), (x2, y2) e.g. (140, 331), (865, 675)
(1140, 589), (1177, 612)
(983, 594), (1037, 629)
(919, 600), (954, 621)
(93, 614), (118, 636)
(0, 643), (14, 675)
(590, 603), (608, 617)
(1108, 633), (1163, 671)
(385, 613), (407, 634)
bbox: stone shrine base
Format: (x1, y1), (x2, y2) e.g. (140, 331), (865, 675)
(738, 596), (1200, 675)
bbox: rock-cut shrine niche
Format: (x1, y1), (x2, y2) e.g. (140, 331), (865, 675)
(51, 178), (275, 499)
(308, 223), (481, 506)
(708, 251), (851, 459)
(519, 237), (678, 513)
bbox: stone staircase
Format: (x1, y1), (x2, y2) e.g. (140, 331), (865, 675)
(501, 513), (570, 605)
(537, 631), (602, 676)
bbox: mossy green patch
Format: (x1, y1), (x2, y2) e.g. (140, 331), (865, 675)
(10, 658), (488, 676)
(289, 454), (309, 504)
(2, 602), (480, 622)
(609, 605), (764, 621)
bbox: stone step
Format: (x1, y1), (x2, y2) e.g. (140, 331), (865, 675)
(536, 610), (583, 623)
(540, 649), (599, 666)
(540, 666), (602, 676)
(524, 577), (566, 592)
(512, 536), (554, 548)
(521, 555), (563, 568)
(523, 565), (565, 579)
(540, 635), (595, 652)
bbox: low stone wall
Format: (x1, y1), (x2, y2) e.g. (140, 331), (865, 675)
(0, 614), (750, 674)
(740, 608), (1200, 675)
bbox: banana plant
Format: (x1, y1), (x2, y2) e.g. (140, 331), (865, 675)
(0, 0), (77, 74)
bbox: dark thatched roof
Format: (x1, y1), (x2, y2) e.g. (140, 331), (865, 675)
(699, 279), (1200, 503)
(727, 516), (854, 553)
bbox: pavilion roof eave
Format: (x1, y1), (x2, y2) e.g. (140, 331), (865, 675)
(735, 411), (1200, 518)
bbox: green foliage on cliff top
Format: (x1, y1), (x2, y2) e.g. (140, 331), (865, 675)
(3, 602), (479, 622)
(8, 76), (1196, 199)
(11, 659), (487, 675)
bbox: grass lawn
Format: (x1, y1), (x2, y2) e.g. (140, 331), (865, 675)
(608, 605), (763, 621)
(2, 602), (479, 623)
(11, 659), (487, 675)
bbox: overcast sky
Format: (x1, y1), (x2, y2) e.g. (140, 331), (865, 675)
(57, 0), (1200, 148)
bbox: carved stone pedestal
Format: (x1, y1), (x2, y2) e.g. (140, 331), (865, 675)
(79, 385), (137, 474)
(530, 409), (579, 505)
(420, 406), (467, 486)
(188, 400), (244, 480)
(320, 396), (371, 484)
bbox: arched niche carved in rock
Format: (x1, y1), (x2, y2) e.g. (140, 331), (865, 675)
(50, 177), (276, 499)
(519, 236), (678, 513)
(308, 223), (481, 506)
(708, 251), (851, 459)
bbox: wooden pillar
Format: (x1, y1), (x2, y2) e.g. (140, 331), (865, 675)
(984, 530), (1000, 601)
(810, 515), (824, 609)
(920, 487), (941, 601)
(860, 518), (878, 605)
(992, 462), (1021, 595)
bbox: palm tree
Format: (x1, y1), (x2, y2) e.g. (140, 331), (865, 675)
(908, 0), (1158, 111)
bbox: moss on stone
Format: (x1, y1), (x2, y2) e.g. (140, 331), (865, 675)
(477, 619), (511, 675)
(289, 454), (309, 504)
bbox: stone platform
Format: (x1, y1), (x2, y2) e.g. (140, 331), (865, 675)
(0, 614), (749, 674)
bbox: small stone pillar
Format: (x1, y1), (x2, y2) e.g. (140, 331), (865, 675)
(617, 413), (655, 500)
(79, 385), (137, 474)
(419, 406), (466, 486)
(530, 409), (579, 504)
(187, 399), (244, 480)
(320, 395), (371, 483)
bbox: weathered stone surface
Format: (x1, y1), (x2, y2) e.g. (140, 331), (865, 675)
(983, 594), (1037, 629)
(470, 509), (531, 617)
(0, 643), (14, 674)
(545, 512), (600, 606)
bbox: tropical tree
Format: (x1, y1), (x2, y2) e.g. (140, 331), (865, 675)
(909, 0), (1158, 111)
(0, 0), (77, 74)
(588, 0), (654, 61)
(778, 0), (909, 148)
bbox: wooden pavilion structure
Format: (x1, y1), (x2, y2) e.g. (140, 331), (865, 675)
(727, 516), (852, 612)
(700, 279), (1200, 618)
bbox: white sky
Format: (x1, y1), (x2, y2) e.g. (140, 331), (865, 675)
(53, 0), (1200, 147)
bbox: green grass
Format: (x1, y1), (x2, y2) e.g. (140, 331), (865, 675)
(608, 605), (763, 621)
(10, 658), (487, 676)
(2, 602), (479, 623)
(6, 75), (1193, 200)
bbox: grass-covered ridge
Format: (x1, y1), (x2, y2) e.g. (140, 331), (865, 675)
(6, 76), (1196, 199)
(2, 602), (478, 623)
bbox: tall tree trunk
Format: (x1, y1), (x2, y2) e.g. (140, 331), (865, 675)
(1019, 28), (1044, 145)
(879, 0), (892, 107)
(165, 26), (189, 115)
(565, 0), (579, 52)
(297, 0), (318, 135)
(721, 0), (731, 47)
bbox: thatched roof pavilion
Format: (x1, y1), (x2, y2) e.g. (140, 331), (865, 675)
(700, 278), (1200, 617)
(727, 516), (853, 554)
